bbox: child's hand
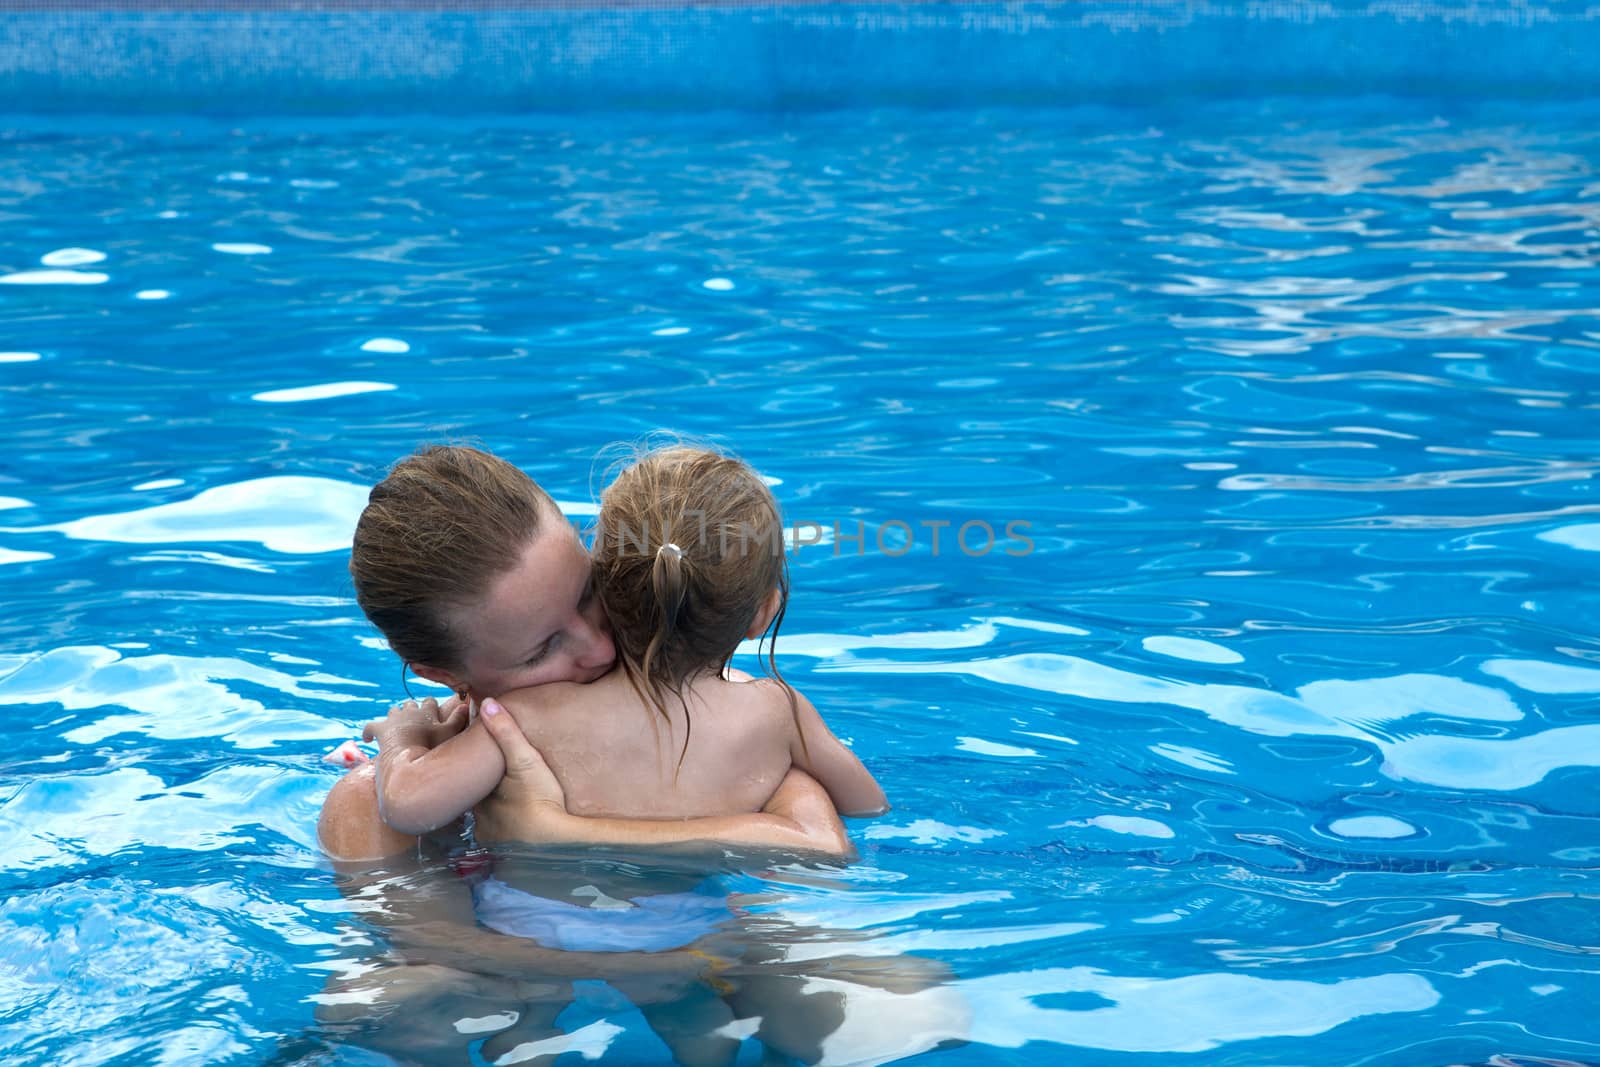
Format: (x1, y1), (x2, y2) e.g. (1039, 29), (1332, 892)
(363, 696), (469, 752)
(435, 693), (472, 737)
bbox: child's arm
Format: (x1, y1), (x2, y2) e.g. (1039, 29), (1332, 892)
(785, 689), (889, 817)
(363, 696), (506, 835)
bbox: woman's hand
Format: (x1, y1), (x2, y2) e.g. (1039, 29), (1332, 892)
(363, 695), (470, 753)
(475, 697), (573, 842)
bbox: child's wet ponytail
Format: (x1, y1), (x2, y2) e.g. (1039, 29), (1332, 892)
(641, 540), (690, 734)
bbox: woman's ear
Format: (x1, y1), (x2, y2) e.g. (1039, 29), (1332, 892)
(410, 662), (465, 694)
(745, 588), (784, 639)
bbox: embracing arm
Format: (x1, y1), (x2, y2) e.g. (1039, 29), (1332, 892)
(365, 697), (506, 835)
(787, 690), (889, 817)
(475, 699), (854, 861)
(515, 769), (853, 860)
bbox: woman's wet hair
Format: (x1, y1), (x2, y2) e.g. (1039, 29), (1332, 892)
(350, 445), (556, 672)
(592, 445), (796, 764)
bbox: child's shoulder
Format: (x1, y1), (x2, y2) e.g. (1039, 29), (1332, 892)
(700, 673), (802, 754)
(716, 671), (807, 717)
(496, 680), (584, 709)
(493, 679), (597, 729)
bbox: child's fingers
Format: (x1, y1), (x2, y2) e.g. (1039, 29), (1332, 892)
(366, 698), (438, 746)
(438, 699), (470, 736)
(383, 697), (438, 720)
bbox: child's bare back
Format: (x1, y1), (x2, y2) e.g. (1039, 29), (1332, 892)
(370, 660), (881, 839)
(493, 667), (798, 819)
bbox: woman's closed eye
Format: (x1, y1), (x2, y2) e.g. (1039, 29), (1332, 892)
(525, 636), (557, 666)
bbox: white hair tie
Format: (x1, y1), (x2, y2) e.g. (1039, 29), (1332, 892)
(658, 542), (683, 560)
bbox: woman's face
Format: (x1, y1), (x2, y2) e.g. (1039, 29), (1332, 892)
(441, 515), (615, 699)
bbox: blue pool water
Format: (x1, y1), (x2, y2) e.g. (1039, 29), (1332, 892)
(4, 93), (1600, 1064)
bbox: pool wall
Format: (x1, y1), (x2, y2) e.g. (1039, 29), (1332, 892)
(7, 0), (1600, 113)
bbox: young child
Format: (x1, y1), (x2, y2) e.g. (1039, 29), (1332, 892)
(366, 443), (887, 840)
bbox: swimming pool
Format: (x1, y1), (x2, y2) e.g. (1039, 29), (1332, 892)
(4, 3), (1599, 1065)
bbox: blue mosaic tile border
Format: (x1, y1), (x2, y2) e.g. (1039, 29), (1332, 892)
(5, 2), (1597, 113)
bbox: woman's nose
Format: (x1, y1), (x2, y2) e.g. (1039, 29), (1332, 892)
(572, 605), (615, 668)
(575, 629), (615, 669)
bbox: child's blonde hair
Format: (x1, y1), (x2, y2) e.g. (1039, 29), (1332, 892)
(591, 445), (797, 767)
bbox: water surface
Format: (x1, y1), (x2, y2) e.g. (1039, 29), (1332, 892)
(2, 98), (1598, 1064)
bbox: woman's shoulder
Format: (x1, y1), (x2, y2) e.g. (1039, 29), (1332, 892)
(317, 764), (420, 864)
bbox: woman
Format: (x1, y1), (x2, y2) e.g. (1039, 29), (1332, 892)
(317, 444), (851, 863)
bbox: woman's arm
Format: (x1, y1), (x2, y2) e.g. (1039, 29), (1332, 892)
(475, 699), (854, 860)
(319, 763), (420, 862)
(785, 690), (889, 817)
(364, 697), (506, 835)
(523, 768), (854, 859)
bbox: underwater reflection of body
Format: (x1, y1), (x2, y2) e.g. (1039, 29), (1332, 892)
(306, 843), (719, 1066)
(310, 847), (971, 1067)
